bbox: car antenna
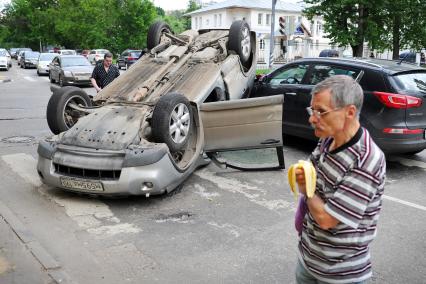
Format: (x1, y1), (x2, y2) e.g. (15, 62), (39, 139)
(355, 70), (364, 83)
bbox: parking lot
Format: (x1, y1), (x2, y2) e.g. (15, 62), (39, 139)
(0, 61), (426, 283)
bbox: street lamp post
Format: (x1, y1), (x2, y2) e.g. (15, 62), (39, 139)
(269, 0), (277, 69)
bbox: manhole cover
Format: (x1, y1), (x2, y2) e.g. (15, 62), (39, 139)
(1, 136), (35, 143)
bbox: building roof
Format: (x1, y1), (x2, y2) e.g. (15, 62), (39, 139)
(186, 0), (304, 15)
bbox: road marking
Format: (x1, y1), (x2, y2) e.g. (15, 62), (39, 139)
(208, 221), (240, 238)
(388, 156), (426, 169)
(1, 153), (141, 235)
(383, 195), (426, 211)
(24, 76), (36, 82)
(194, 168), (293, 212)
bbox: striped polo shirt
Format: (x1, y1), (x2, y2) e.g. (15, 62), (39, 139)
(298, 127), (386, 283)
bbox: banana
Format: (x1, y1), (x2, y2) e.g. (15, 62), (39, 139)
(287, 160), (317, 199)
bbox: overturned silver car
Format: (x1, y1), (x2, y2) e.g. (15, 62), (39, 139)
(37, 20), (284, 196)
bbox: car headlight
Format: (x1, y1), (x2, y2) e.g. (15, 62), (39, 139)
(63, 71), (73, 77)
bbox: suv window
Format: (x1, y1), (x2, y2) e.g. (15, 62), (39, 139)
(269, 64), (309, 85)
(392, 72), (426, 92)
(307, 65), (359, 85)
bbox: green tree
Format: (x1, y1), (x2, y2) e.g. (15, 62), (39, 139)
(304, 0), (426, 58)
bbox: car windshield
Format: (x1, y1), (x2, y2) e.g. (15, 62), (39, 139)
(130, 52), (141, 57)
(393, 72), (426, 93)
(39, 53), (57, 61)
(62, 57), (91, 67)
(26, 52), (40, 59)
(61, 50), (76, 55)
(0, 50), (7, 56)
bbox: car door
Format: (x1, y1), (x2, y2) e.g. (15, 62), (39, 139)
(50, 57), (60, 81)
(200, 95), (283, 167)
(255, 63), (310, 138)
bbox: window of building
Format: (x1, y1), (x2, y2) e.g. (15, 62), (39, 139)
(206, 18), (209, 27)
(214, 14), (217, 26)
(219, 14), (222, 27)
(266, 14), (270, 26)
(317, 21), (323, 35)
(195, 17), (198, 29)
(258, 13), (263, 25)
(199, 17), (202, 28)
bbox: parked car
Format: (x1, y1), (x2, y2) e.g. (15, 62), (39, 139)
(58, 49), (77, 55)
(81, 49), (90, 58)
(399, 51), (416, 63)
(87, 49), (110, 64)
(36, 53), (58, 75)
(319, 49), (339, 57)
(20, 51), (40, 68)
(117, 49), (143, 70)
(252, 57), (426, 154)
(37, 20), (284, 197)
(48, 55), (94, 86)
(15, 48), (32, 61)
(9, 48), (20, 59)
(0, 49), (12, 70)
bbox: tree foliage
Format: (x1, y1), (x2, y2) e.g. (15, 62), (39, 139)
(0, 0), (201, 53)
(304, 0), (426, 58)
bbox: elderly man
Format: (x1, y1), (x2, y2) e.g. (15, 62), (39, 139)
(294, 75), (386, 283)
(90, 52), (120, 92)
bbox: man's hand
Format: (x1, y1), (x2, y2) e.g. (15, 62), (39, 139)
(295, 167), (307, 196)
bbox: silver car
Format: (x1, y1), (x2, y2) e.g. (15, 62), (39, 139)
(0, 49), (12, 70)
(37, 53), (57, 75)
(37, 20), (284, 197)
(48, 55), (94, 86)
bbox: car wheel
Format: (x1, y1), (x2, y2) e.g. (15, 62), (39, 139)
(147, 21), (172, 50)
(151, 92), (192, 153)
(228, 20), (252, 66)
(46, 87), (92, 134)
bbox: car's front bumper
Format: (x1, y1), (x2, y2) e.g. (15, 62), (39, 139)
(37, 65), (49, 74)
(36, 141), (199, 196)
(64, 76), (92, 86)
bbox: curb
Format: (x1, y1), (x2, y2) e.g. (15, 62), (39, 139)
(0, 200), (74, 283)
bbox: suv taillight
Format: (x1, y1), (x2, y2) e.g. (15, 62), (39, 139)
(127, 56), (135, 60)
(373, 91), (422, 109)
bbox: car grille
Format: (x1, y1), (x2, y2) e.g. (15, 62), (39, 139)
(54, 163), (121, 180)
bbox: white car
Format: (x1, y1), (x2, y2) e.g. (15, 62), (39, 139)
(0, 49), (12, 70)
(58, 49), (77, 55)
(87, 49), (110, 64)
(37, 53), (58, 75)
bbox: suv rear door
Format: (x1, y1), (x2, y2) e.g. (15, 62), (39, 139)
(389, 71), (426, 130)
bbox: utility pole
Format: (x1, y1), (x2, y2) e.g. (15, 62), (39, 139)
(269, 0), (277, 69)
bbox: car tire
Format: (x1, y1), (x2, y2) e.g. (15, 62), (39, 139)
(151, 92), (192, 153)
(228, 20), (252, 66)
(147, 21), (172, 50)
(46, 86), (92, 134)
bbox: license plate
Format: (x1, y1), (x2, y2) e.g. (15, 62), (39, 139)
(76, 76), (89, 81)
(60, 177), (103, 191)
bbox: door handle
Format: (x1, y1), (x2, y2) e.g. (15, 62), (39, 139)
(285, 92), (297, 96)
(261, 139), (280, 145)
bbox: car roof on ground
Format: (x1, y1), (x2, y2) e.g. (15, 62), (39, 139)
(294, 57), (426, 74)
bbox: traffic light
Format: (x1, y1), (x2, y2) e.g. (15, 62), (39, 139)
(279, 16), (286, 35)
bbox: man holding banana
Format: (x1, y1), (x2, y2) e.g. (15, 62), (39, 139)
(291, 75), (386, 284)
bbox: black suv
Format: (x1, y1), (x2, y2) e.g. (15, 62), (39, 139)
(253, 58), (426, 154)
(117, 49), (143, 70)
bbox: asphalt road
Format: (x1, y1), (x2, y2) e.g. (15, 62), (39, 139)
(0, 61), (425, 283)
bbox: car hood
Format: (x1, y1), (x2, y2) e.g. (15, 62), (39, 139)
(59, 105), (148, 151)
(62, 66), (93, 73)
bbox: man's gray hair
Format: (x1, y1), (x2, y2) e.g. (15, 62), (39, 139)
(311, 75), (364, 117)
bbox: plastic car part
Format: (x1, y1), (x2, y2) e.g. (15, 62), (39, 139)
(228, 20), (252, 66)
(151, 92), (193, 153)
(46, 87), (92, 134)
(147, 21), (172, 50)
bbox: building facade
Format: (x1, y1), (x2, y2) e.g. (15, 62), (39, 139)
(187, 0), (333, 67)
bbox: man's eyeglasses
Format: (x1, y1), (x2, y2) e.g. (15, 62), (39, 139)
(306, 106), (342, 119)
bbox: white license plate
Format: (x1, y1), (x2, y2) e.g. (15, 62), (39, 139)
(60, 177), (103, 191)
(76, 76), (89, 81)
